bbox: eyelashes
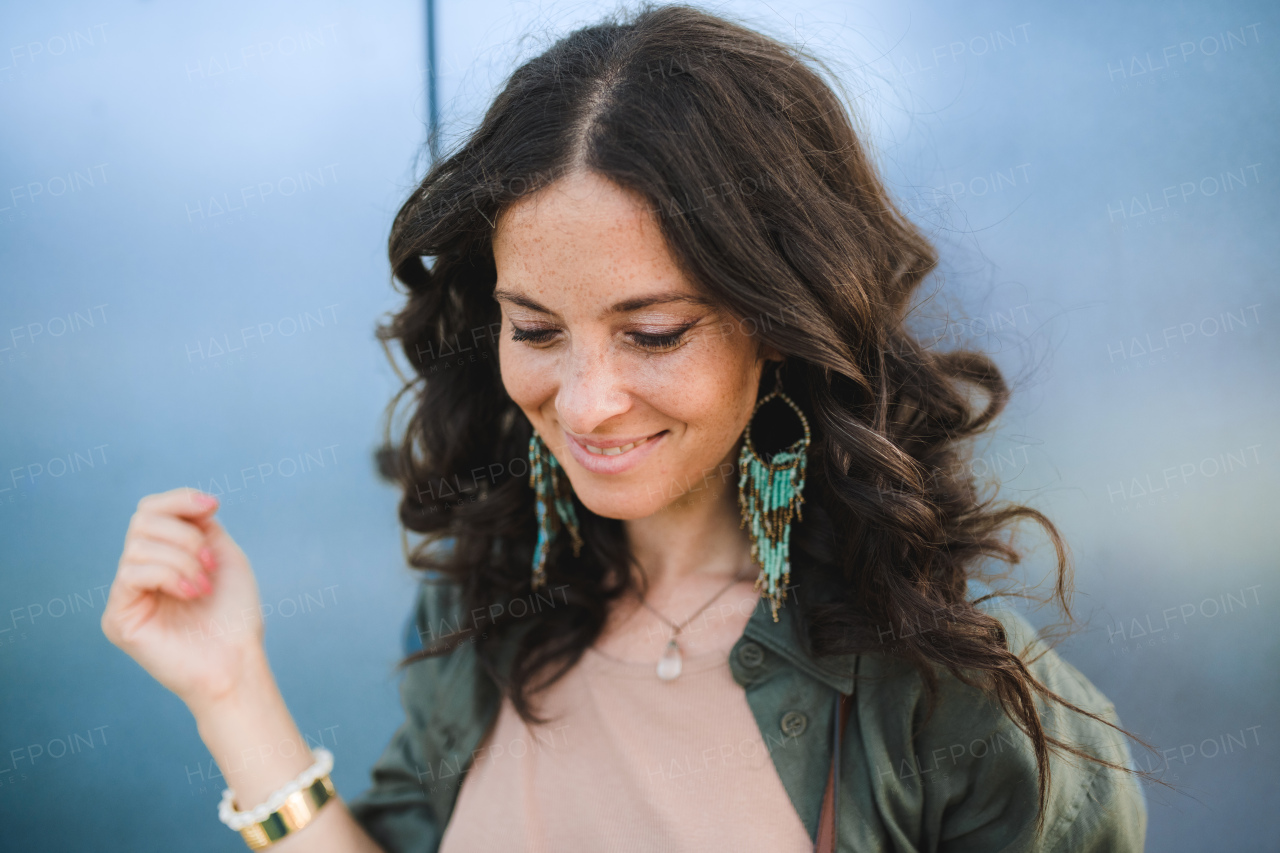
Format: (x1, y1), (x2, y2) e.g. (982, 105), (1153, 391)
(508, 327), (552, 344)
(509, 323), (694, 353)
(631, 328), (688, 351)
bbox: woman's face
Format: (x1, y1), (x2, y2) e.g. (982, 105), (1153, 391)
(493, 169), (778, 520)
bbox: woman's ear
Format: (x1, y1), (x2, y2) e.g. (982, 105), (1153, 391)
(752, 349), (784, 395)
(758, 342), (784, 364)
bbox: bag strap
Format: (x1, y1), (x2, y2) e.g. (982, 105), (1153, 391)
(815, 690), (853, 853)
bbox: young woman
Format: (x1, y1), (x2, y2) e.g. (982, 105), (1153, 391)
(101, 5), (1151, 851)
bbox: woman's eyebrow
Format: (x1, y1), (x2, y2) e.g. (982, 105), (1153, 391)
(606, 292), (713, 315)
(493, 288), (712, 317)
(492, 289), (554, 314)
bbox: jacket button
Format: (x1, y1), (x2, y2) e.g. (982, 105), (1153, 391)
(737, 642), (765, 668)
(780, 711), (808, 737)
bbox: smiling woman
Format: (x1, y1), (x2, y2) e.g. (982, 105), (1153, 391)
(352, 3), (1155, 850)
(101, 4), (1152, 853)
(492, 171), (772, 496)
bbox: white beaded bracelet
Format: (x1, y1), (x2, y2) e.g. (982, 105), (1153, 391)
(218, 747), (334, 831)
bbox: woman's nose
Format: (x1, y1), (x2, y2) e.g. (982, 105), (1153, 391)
(553, 345), (634, 437)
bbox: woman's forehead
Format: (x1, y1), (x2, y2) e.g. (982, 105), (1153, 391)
(492, 172), (695, 304)
(495, 170), (654, 245)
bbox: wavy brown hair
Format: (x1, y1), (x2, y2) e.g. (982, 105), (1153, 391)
(374, 2), (1161, 832)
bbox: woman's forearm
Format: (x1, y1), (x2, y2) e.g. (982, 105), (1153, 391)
(188, 652), (384, 853)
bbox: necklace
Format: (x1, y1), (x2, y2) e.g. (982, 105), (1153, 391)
(639, 573), (747, 681)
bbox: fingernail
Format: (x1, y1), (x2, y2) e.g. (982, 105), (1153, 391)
(199, 547), (216, 570)
(178, 579), (197, 597)
(196, 574), (213, 595)
(195, 493), (218, 509)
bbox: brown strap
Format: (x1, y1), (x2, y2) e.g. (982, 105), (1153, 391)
(815, 692), (853, 853)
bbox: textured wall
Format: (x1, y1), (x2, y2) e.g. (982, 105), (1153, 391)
(1, 1), (1275, 850)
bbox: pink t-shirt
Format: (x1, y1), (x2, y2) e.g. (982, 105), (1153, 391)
(438, 584), (814, 852)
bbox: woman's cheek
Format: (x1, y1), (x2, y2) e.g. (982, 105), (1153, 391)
(498, 340), (544, 409)
(644, 343), (740, 417)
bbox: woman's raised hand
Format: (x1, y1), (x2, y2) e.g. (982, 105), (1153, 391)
(100, 491), (384, 853)
(101, 487), (266, 714)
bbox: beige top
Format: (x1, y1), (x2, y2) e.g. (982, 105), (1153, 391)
(437, 582), (814, 852)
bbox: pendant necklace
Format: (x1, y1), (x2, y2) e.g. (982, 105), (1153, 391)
(640, 573), (747, 681)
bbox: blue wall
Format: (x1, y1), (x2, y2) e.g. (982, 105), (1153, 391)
(1, 1), (1276, 850)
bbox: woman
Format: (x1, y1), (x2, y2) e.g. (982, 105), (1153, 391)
(101, 5), (1151, 851)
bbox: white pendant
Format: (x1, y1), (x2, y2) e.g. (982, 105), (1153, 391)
(657, 638), (683, 681)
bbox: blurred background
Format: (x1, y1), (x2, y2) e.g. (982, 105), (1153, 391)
(0, 0), (1275, 850)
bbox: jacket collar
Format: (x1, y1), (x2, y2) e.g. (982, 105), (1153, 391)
(741, 564), (859, 696)
(741, 561), (999, 696)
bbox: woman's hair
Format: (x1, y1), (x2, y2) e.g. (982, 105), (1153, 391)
(375, 2), (1158, 829)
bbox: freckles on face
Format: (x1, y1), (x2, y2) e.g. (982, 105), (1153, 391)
(491, 170), (766, 519)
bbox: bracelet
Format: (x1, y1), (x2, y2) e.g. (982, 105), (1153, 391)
(218, 747), (337, 849)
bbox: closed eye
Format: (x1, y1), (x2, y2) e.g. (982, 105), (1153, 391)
(629, 328), (688, 352)
(509, 326), (557, 345)
(509, 322), (696, 352)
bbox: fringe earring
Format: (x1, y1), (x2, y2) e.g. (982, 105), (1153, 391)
(528, 428), (583, 590)
(738, 363), (811, 622)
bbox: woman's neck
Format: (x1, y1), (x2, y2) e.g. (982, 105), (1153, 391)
(623, 447), (754, 594)
(600, 453), (760, 660)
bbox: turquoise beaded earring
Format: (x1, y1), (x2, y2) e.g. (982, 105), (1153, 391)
(528, 428), (583, 589)
(738, 362), (811, 622)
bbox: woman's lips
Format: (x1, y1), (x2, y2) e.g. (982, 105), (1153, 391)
(562, 428), (668, 475)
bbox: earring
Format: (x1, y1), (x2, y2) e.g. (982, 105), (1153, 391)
(528, 429), (583, 589)
(738, 362), (810, 622)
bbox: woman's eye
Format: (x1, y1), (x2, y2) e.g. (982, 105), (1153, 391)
(510, 326), (557, 345)
(508, 324), (694, 351)
(630, 329), (687, 352)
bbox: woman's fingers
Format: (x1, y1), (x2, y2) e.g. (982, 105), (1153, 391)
(198, 515), (236, 552)
(131, 511), (206, 554)
(136, 486), (219, 521)
(122, 537), (212, 596)
(194, 516), (245, 570)
(103, 559), (204, 648)
(117, 560), (204, 602)
(127, 488), (222, 576)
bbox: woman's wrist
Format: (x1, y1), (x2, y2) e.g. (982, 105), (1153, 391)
(189, 650), (318, 810)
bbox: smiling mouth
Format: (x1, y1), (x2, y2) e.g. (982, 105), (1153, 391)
(582, 433), (665, 456)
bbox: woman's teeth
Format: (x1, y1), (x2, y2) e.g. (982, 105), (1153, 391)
(585, 437), (648, 456)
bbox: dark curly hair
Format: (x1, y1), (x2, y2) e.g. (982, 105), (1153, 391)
(373, 2), (1160, 832)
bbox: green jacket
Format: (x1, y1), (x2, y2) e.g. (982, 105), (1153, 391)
(346, 574), (1147, 851)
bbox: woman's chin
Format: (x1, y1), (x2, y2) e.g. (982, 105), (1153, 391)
(573, 492), (669, 522)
